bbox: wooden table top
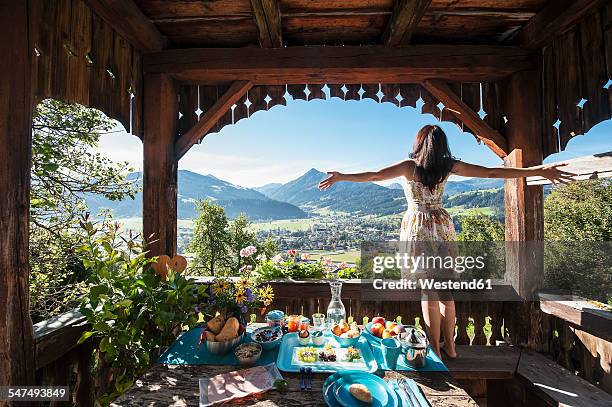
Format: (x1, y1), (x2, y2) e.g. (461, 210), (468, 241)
(113, 323), (477, 406)
(112, 364), (477, 406)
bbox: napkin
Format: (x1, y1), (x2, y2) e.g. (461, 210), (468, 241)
(199, 363), (283, 406)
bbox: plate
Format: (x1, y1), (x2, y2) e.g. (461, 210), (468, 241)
(323, 374), (342, 407)
(277, 333), (378, 373)
(334, 373), (395, 407)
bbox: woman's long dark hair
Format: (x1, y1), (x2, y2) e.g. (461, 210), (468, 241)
(409, 125), (455, 188)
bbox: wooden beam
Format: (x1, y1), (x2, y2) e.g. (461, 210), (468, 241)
(501, 71), (544, 302)
(0, 0), (35, 387)
(422, 79), (508, 158)
(250, 0), (283, 48)
(143, 45), (537, 84)
(143, 74), (178, 257)
(84, 0), (166, 52)
(175, 81), (253, 159)
(512, 0), (608, 48)
(383, 0), (432, 46)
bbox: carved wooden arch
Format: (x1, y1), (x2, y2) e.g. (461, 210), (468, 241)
(176, 81), (509, 159)
(29, 0), (144, 138)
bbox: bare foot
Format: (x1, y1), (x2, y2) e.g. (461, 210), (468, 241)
(441, 342), (457, 359)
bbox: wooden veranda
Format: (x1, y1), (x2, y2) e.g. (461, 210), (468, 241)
(1, 0), (612, 405)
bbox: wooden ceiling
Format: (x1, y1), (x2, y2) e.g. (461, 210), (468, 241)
(132, 0), (550, 48)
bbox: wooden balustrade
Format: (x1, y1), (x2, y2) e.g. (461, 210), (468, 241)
(30, 279), (611, 403)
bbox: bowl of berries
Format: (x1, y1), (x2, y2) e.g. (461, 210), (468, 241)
(251, 326), (283, 351)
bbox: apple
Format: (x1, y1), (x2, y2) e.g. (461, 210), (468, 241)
(392, 325), (404, 335)
(385, 321), (397, 330)
(371, 322), (385, 338)
(372, 317), (385, 325)
(382, 329), (394, 339)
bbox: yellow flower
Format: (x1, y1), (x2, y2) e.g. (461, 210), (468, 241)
(235, 289), (247, 304)
(236, 276), (251, 290)
(213, 280), (230, 295)
(258, 284), (274, 303)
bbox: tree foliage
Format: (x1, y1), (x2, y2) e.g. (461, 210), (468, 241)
(30, 99), (137, 322)
(188, 200), (278, 276)
(456, 214), (505, 241)
(544, 179), (612, 241)
(543, 180), (612, 304)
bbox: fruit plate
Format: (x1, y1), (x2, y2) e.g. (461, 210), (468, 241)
(323, 371), (399, 407)
(276, 332), (378, 373)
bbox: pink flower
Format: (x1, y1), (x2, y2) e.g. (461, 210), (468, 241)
(272, 254), (283, 264)
(322, 257), (333, 267)
(287, 249), (297, 257)
(240, 245), (257, 258)
(338, 261), (349, 269)
(300, 253), (311, 261)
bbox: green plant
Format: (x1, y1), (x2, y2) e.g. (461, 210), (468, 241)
(29, 99), (137, 322)
(336, 267), (360, 279)
(77, 217), (202, 401)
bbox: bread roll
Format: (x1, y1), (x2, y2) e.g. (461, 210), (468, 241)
(215, 317), (240, 342)
(349, 384), (372, 404)
(204, 331), (216, 342)
(206, 315), (225, 334)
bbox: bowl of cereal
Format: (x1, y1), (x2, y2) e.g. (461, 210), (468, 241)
(234, 343), (262, 365)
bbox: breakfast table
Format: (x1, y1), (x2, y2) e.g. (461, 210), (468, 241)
(111, 324), (477, 407)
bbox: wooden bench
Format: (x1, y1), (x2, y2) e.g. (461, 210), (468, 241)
(517, 350), (612, 407)
(444, 345), (521, 380)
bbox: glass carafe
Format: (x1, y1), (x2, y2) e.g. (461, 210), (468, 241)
(326, 281), (346, 326)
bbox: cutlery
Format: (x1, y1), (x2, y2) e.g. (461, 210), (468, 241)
(405, 378), (431, 407)
(306, 367), (312, 391)
(300, 367), (305, 391)
(398, 378), (419, 407)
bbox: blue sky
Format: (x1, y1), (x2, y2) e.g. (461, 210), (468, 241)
(100, 93), (611, 187)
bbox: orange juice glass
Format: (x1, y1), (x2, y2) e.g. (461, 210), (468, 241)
(286, 315), (300, 332)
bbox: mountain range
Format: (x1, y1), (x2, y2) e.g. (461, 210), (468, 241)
(85, 170), (307, 220)
(86, 168), (505, 220)
(255, 169), (504, 216)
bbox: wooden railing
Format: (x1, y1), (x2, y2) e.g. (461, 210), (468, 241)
(31, 279), (611, 404)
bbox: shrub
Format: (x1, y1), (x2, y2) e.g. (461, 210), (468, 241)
(77, 217), (202, 401)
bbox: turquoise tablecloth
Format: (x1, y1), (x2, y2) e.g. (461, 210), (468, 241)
(158, 327), (279, 366)
(160, 326), (447, 372)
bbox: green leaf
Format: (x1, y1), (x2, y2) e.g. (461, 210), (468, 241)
(99, 336), (111, 352)
(77, 331), (94, 344)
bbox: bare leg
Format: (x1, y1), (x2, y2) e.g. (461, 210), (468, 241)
(421, 298), (442, 358)
(439, 299), (457, 358)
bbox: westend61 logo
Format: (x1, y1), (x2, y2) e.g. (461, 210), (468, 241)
(372, 252), (486, 274)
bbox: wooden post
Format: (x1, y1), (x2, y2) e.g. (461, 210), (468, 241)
(0, 0), (36, 387)
(143, 74), (178, 257)
(501, 70), (546, 349)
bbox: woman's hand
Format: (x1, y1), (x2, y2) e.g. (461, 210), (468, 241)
(319, 171), (341, 190)
(539, 163), (575, 184)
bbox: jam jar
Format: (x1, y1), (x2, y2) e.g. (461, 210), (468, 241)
(265, 310), (285, 328)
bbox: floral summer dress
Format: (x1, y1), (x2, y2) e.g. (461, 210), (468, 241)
(399, 177), (458, 279)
